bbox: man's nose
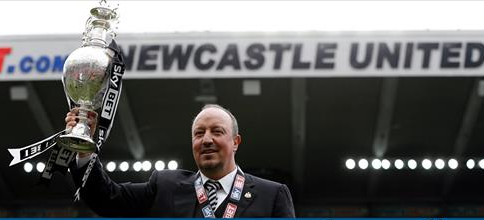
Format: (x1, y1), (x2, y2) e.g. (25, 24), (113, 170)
(202, 132), (213, 144)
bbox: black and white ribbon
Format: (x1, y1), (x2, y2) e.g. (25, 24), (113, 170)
(7, 130), (64, 166)
(74, 40), (125, 202)
(39, 142), (77, 183)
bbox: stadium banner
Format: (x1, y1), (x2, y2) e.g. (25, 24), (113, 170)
(1, 31), (484, 81)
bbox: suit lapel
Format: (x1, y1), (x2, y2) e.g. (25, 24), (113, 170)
(234, 174), (256, 217)
(173, 174), (198, 217)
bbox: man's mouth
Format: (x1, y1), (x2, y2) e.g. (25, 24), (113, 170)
(201, 149), (217, 155)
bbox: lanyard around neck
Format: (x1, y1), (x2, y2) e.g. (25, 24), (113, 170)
(194, 168), (245, 218)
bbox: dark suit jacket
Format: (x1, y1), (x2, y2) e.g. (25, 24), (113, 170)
(70, 159), (295, 217)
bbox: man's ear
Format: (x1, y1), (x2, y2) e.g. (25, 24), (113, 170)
(233, 135), (241, 151)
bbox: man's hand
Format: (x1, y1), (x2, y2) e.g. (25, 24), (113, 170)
(65, 108), (98, 158)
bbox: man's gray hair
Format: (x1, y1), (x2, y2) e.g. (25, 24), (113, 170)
(193, 104), (239, 137)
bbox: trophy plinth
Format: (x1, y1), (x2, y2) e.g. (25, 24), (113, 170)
(57, 134), (96, 153)
(58, 2), (118, 153)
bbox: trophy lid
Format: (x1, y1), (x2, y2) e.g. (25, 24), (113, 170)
(82, 0), (119, 47)
(90, 6), (118, 20)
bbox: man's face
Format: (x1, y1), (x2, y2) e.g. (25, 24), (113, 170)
(192, 108), (240, 173)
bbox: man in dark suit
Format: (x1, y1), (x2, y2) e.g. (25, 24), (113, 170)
(68, 104), (295, 217)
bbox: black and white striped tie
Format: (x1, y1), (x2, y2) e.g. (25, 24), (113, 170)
(205, 180), (222, 211)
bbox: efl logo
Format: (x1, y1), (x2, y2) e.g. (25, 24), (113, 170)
(230, 188), (242, 201)
(202, 205), (214, 218)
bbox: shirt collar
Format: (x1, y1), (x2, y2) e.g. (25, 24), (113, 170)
(200, 167), (238, 194)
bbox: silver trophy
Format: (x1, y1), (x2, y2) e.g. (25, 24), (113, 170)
(57, 1), (119, 153)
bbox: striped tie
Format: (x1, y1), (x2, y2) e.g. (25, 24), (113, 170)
(205, 180), (222, 211)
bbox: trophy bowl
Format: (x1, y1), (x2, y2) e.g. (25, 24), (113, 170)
(57, 46), (112, 153)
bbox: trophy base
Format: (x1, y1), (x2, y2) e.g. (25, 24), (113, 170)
(57, 134), (96, 153)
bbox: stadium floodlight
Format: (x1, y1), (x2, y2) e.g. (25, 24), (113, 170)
(142, 161), (152, 171)
(345, 159), (356, 170)
(358, 159), (368, 170)
(106, 161), (116, 172)
(119, 161), (129, 172)
(155, 160), (165, 171)
(479, 159), (484, 169)
(168, 160), (178, 170)
(408, 159), (417, 170)
(435, 159), (445, 170)
(467, 159), (475, 169)
(371, 159), (382, 170)
(133, 161), (142, 172)
(448, 158), (458, 170)
(36, 162), (45, 172)
(381, 159), (391, 170)
(422, 159), (432, 170)
(24, 162), (33, 173)
(395, 159), (404, 169)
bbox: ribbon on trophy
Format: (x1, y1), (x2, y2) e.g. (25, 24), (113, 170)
(7, 131), (64, 166)
(74, 40), (125, 202)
